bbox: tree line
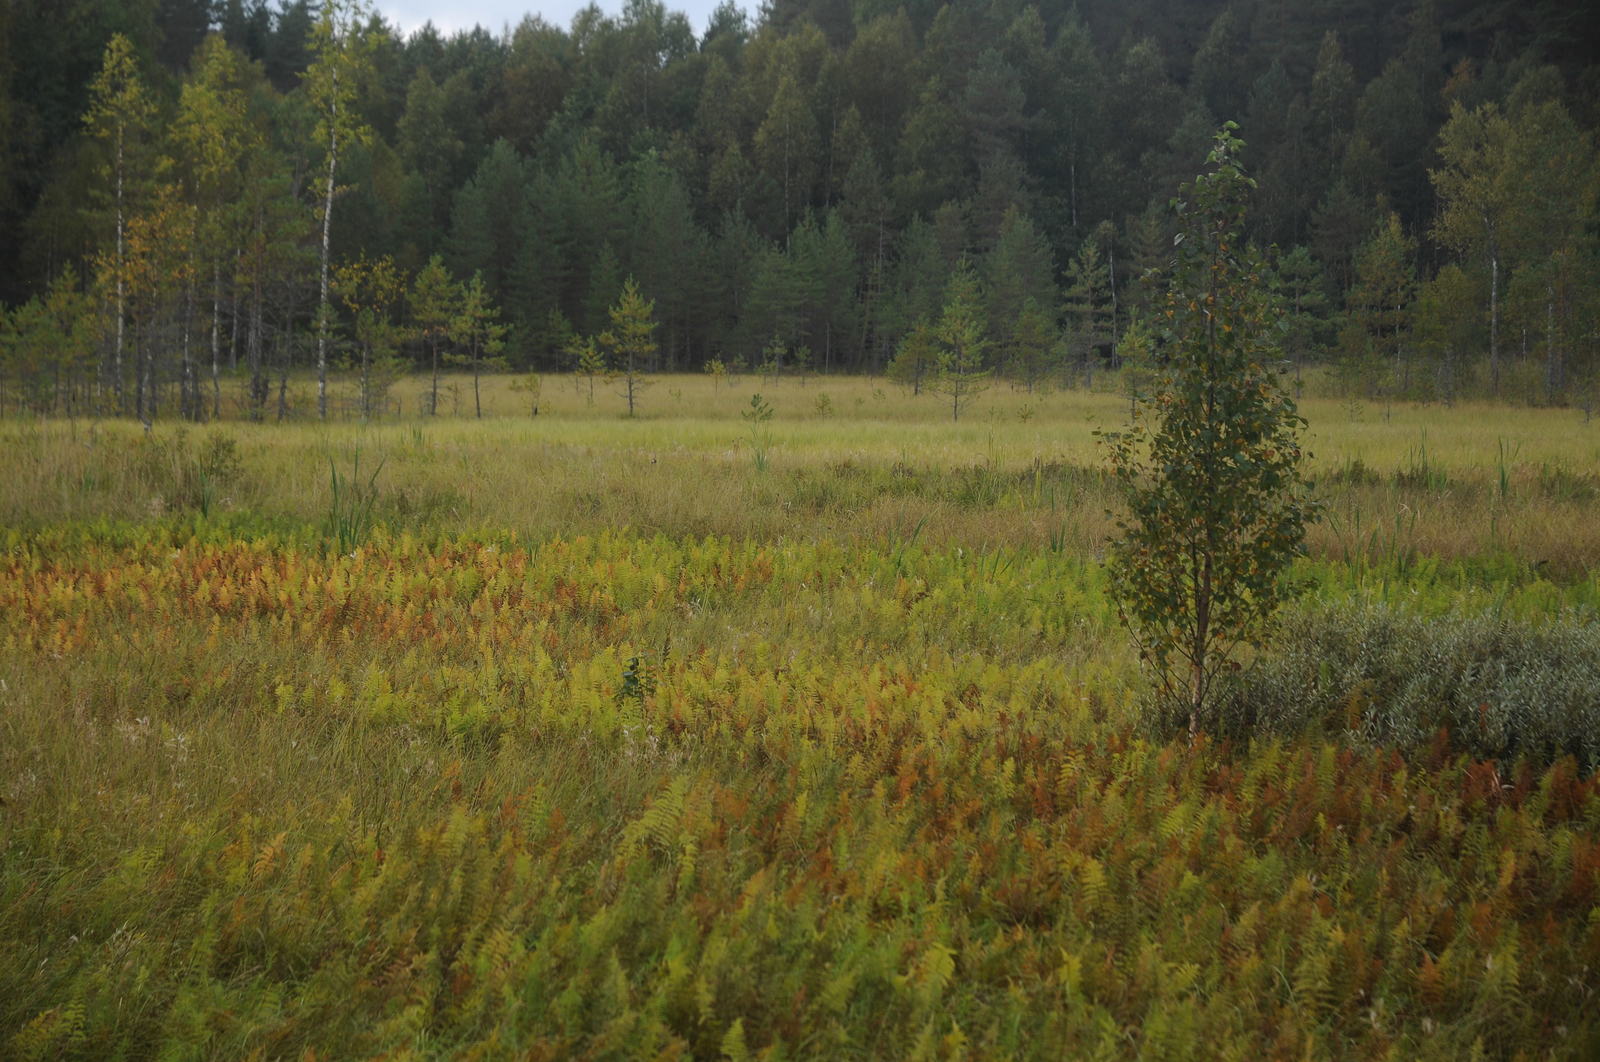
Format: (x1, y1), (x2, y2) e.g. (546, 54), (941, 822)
(1, 0), (1597, 419)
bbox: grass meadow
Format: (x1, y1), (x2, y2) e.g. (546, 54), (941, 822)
(3, 370), (1599, 1058)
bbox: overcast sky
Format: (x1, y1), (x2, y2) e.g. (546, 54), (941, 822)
(377, 1), (738, 37)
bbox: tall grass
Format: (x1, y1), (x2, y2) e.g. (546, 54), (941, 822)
(3, 375), (1597, 573)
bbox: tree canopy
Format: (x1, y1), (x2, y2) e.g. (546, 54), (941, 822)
(1, 0), (1598, 415)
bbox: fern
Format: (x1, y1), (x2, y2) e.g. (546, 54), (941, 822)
(621, 776), (690, 857)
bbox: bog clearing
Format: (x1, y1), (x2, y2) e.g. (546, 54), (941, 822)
(3, 373), (1599, 1059)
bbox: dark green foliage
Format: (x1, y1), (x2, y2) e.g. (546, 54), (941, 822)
(1103, 127), (1319, 736)
(929, 257), (990, 421)
(1, 0), (1598, 400)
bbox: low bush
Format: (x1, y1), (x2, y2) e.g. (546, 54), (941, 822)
(1226, 602), (1600, 768)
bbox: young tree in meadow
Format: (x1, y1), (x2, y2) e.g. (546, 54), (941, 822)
(0, 267), (97, 414)
(450, 272), (508, 418)
(411, 254), (460, 416)
(930, 258), (990, 421)
(1115, 311), (1156, 419)
(333, 254), (405, 419)
(304, 0), (373, 420)
(600, 277), (657, 417)
(885, 320), (937, 395)
(568, 333), (605, 404)
(1005, 296), (1057, 393)
(84, 34), (159, 414)
(1103, 127), (1318, 738)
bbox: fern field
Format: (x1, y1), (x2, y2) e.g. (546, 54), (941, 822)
(3, 523), (1598, 1059)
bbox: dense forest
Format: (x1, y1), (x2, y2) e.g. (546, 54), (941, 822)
(2, 0), (1598, 419)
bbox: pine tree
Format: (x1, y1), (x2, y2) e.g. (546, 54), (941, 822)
(450, 272), (507, 418)
(1501, 90), (1599, 402)
(411, 254), (460, 416)
(600, 277), (657, 417)
(983, 206), (1056, 359)
(791, 210), (858, 372)
(570, 334), (606, 405)
(886, 318), (938, 395)
(397, 68), (462, 243)
(1412, 263), (1481, 404)
(1005, 296), (1057, 392)
(930, 257), (989, 421)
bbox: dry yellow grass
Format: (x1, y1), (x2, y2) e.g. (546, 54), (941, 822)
(4, 370), (1597, 572)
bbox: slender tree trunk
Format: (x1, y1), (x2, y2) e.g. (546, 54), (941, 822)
(1108, 244), (1119, 352)
(781, 117), (792, 236)
(430, 338), (439, 415)
(182, 277), (196, 421)
(277, 296), (294, 422)
(1069, 154), (1078, 231)
(360, 342), (371, 420)
(114, 128), (127, 414)
(229, 268), (241, 371)
(316, 91), (339, 420)
(211, 263), (223, 420)
(473, 345), (482, 418)
(248, 269), (265, 419)
(137, 321), (152, 429)
(1486, 219), (1500, 397)
(1190, 557), (1211, 740)
(1545, 282), (1559, 403)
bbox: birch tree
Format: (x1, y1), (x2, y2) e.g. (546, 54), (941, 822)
(1431, 102), (1515, 396)
(84, 34), (158, 414)
(304, 0), (372, 420)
